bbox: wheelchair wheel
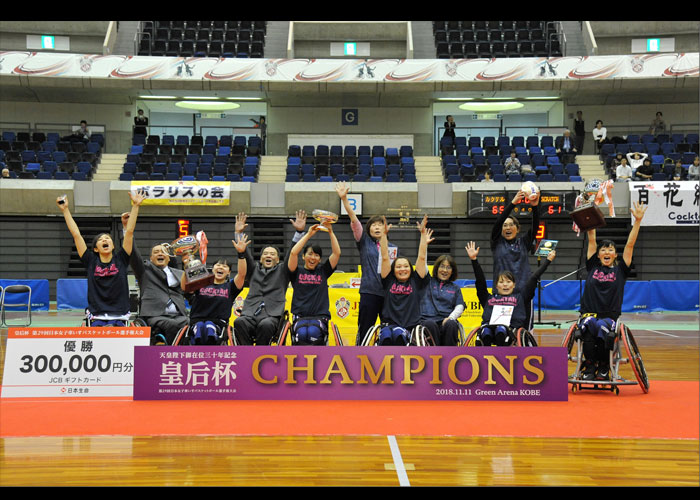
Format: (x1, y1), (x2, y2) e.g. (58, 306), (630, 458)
(561, 323), (576, 352)
(456, 322), (467, 346)
(275, 320), (292, 346)
(516, 328), (538, 347)
(620, 323), (650, 393)
(328, 322), (343, 346)
(361, 324), (381, 346)
(409, 325), (436, 347)
(464, 327), (482, 347)
(173, 324), (189, 346)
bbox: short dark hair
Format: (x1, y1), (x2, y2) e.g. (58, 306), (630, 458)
(496, 270), (516, 286)
(214, 258), (231, 269)
(91, 232), (112, 252)
(364, 215), (385, 239)
(503, 216), (520, 229)
(391, 256), (413, 278)
(432, 254), (458, 281)
(303, 243), (323, 259)
(598, 239), (616, 252)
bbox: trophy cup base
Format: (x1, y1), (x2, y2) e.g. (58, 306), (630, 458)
(182, 264), (216, 293)
(571, 204), (607, 231)
(182, 273), (215, 293)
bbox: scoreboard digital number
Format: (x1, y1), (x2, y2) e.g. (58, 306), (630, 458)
(468, 191), (577, 218)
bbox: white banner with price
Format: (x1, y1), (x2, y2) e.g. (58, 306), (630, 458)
(1, 327), (150, 398)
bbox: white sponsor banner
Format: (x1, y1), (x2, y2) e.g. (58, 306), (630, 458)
(130, 181), (231, 206)
(629, 181), (699, 226)
(1, 327), (150, 398)
(0, 52), (697, 82)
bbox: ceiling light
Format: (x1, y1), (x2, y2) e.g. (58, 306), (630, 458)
(175, 101), (241, 111)
(458, 102), (524, 112)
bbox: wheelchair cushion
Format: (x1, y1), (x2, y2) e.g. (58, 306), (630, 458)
(293, 318), (327, 346)
(379, 325), (409, 346)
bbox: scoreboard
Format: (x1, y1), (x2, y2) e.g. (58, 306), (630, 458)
(467, 191), (578, 218)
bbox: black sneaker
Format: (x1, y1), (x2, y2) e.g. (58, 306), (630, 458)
(596, 364), (610, 380)
(582, 362), (596, 381)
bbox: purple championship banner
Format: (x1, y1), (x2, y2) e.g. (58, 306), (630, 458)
(134, 347), (568, 401)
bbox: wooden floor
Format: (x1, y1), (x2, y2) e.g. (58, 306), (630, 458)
(1, 311), (698, 487)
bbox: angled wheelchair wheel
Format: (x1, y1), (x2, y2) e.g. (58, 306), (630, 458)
(328, 321), (343, 346)
(361, 324), (381, 346)
(409, 325), (436, 347)
(620, 323), (649, 393)
(173, 324), (189, 346)
(516, 328), (538, 347)
(275, 320), (292, 346)
(456, 322), (467, 346)
(465, 327), (482, 347)
(561, 323), (576, 350)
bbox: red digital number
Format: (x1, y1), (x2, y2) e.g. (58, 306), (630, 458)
(535, 223), (546, 240)
(177, 219), (190, 237)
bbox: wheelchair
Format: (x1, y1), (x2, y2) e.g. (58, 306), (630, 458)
(275, 316), (344, 346)
(230, 311), (291, 346)
(360, 323), (437, 346)
(172, 319), (233, 346)
(561, 318), (649, 394)
(463, 324), (538, 347)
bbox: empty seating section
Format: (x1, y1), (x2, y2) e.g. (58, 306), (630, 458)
(0, 131), (103, 180)
(285, 144), (416, 182)
(138, 21), (267, 58)
(120, 134), (262, 182)
(433, 21), (562, 59)
(601, 133), (699, 181)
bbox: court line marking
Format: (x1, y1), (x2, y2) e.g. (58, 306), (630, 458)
(387, 435), (410, 487)
(642, 329), (680, 338)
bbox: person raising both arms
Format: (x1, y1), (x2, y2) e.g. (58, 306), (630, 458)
(336, 182), (399, 345)
(58, 189), (147, 326)
(466, 240), (555, 346)
(376, 217), (433, 346)
(287, 219), (341, 345)
(577, 202), (647, 381)
(184, 233), (251, 345)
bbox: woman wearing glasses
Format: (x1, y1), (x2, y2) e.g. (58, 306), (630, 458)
(419, 254), (465, 346)
(490, 189), (541, 327)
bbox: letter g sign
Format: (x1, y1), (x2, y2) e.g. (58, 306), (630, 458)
(342, 108), (358, 126)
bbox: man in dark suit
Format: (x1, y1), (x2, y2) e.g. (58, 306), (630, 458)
(556, 129), (578, 165)
(123, 213), (188, 345)
(232, 211), (306, 345)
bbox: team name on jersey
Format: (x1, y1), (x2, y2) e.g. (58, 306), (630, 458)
(297, 273), (322, 285)
(488, 295), (518, 306)
(94, 263), (119, 277)
(200, 286), (230, 298)
(591, 269), (618, 283)
(389, 283), (413, 295)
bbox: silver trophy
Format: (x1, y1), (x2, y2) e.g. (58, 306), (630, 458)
(312, 209), (338, 231)
(162, 235), (214, 293)
(571, 179), (607, 231)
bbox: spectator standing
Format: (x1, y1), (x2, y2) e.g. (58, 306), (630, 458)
(133, 109), (149, 137)
(649, 112), (666, 136)
(573, 110), (586, 153)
